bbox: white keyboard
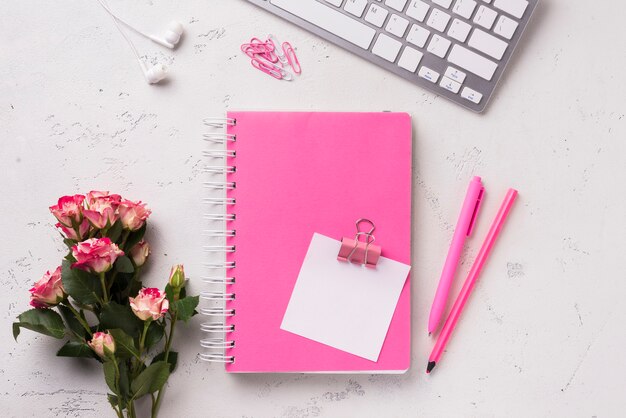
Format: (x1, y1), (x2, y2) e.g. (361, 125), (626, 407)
(245, 0), (538, 112)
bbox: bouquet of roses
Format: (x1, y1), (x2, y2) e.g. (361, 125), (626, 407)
(12, 191), (198, 418)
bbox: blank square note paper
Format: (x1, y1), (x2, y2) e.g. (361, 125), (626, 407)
(281, 233), (411, 362)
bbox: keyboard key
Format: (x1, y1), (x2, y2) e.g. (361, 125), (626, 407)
(426, 8), (451, 32)
(448, 18), (471, 42)
(407, 24), (431, 48)
(473, 5), (497, 29)
(493, 15), (518, 39)
(398, 46), (424, 72)
(365, 4), (389, 27)
(440, 76), (461, 93)
(468, 29), (508, 60)
(386, 14), (410, 37)
(445, 66), (466, 83)
(427, 34), (451, 58)
(452, 0), (477, 19)
(372, 33), (403, 62)
(493, 0), (528, 18)
(385, 0), (408, 12)
(406, 0), (430, 22)
(461, 86), (483, 103)
(345, 0), (368, 17)
(418, 66), (440, 83)
(271, 0), (376, 49)
(432, 0), (453, 9)
(448, 44), (498, 80)
(325, 0), (343, 6)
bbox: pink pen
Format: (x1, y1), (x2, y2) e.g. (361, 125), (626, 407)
(427, 188), (518, 374)
(428, 176), (484, 335)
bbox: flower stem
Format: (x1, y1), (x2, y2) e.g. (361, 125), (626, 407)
(120, 230), (131, 251)
(151, 313), (176, 418)
(139, 320), (150, 355)
(99, 272), (109, 302)
(63, 302), (92, 337)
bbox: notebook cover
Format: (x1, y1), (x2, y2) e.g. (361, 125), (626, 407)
(225, 111), (412, 372)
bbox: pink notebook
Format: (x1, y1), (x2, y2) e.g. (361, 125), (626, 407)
(207, 111), (412, 373)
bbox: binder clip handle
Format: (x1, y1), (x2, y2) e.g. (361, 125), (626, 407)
(337, 219), (382, 268)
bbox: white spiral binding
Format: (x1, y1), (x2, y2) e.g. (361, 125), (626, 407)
(201, 338), (235, 349)
(202, 229), (236, 237)
(201, 117), (237, 364)
(203, 197), (236, 205)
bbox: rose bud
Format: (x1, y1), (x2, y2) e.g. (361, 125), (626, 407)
(130, 240), (150, 267)
(49, 195), (85, 227)
(168, 264), (185, 301)
(88, 331), (116, 358)
(71, 238), (124, 274)
(129, 288), (169, 321)
(56, 218), (91, 242)
(168, 264), (185, 289)
(118, 199), (151, 231)
(83, 191), (121, 230)
(29, 266), (66, 309)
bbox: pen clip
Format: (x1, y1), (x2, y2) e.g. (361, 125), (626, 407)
(466, 187), (484, 236)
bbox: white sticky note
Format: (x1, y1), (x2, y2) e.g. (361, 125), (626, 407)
(281, 233), (411, 362)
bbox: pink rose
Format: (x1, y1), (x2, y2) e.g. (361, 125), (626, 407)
(118, 199), (151, 231)
(29, 266), (65, 308)
(83, 191), (121, 230)
(49, 195), (85, 227)
(56, 218), (91, 241)
(72, 238), (124, 274)
(129, 288), (169, 321)
(88, 331), (116, 358)
(129, 240), (150, 267)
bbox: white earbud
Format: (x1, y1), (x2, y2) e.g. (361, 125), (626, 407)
(97, 0), (182, 84)
(142, 62), (168, 84)
(149, 21), (184, 49)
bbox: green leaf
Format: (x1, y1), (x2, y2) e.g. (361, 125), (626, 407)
(125, 223), (146, 252)
(127, 279), (142, 299)
(108, 329), (139, 359)
(13, 308), (66, 340)
(164, 284), (175, 304)
(152, 351), (178, 372)
(130, 361), (170, 399)
(118, 360), (131, 401)
(107, 220), (123, 243)
(63, 238), (76, 249)
(100, 302), (142, 338)
(114, 256), (134, 274)
(107, 394), (119, 409)
(174, 296), (200, 323)
(103, 360), (118, 394)
(145, 321), (165, 349)
(61, 259), (102, 305)
(56, 341), (96, 358)
(57, 305), (86, 339)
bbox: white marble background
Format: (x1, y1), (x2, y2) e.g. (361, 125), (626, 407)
(1, 1), (625, 417)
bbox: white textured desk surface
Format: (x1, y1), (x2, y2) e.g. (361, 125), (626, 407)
(2, 1), (625, 417)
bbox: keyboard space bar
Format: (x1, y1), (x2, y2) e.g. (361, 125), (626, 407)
(271, 0), (376, 50)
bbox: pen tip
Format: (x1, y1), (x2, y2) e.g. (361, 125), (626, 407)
(426, 361), (436, 374)
(428, 332), (432, 337)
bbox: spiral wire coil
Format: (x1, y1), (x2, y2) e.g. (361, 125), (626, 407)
(200, 117), (236, 364)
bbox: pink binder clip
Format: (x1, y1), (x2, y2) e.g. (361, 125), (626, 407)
(337, 219), (381, 268)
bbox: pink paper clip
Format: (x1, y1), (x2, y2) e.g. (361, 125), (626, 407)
(251, 57), (292, 81)
(337, 219), (381, 268)
(282, 42), (301, 75)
